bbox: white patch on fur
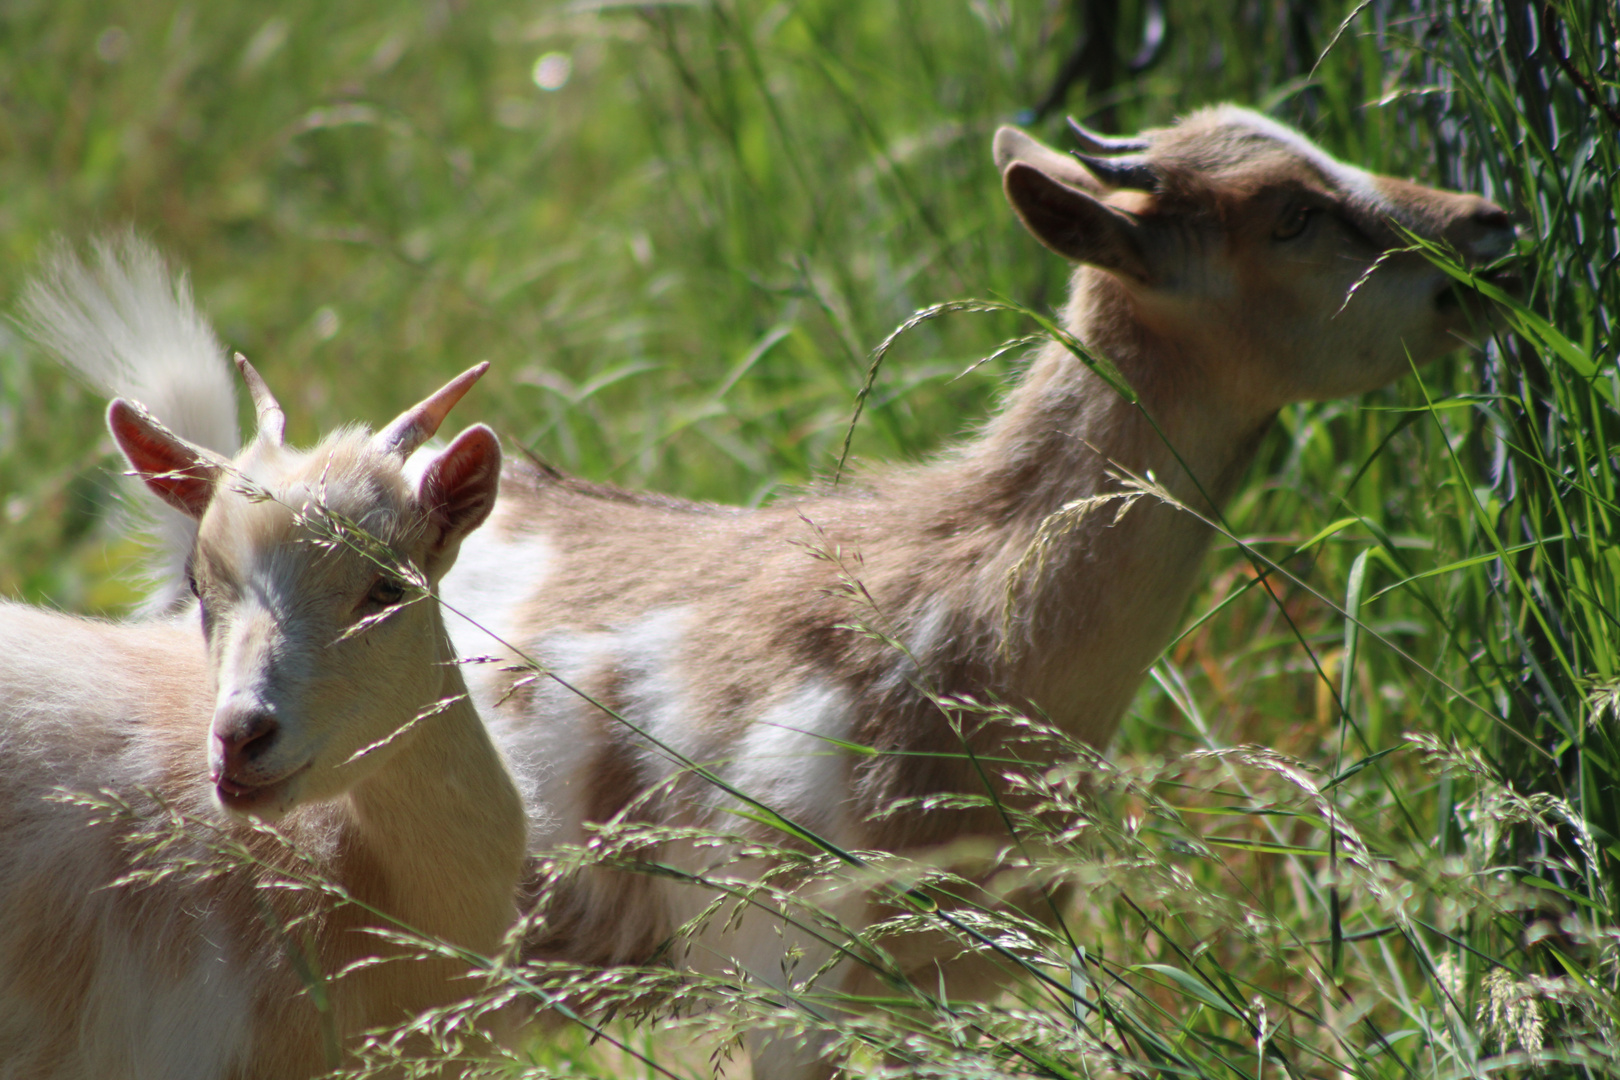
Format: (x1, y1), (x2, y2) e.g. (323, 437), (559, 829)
(872, 595), (950, 697)
(495, 630), (607, 844)
(438, 510), (557, 667)
(907, 595), (952, 664)
(726, 679), (854, 831)
(610, 606), (704, 766)
(491, 606), (694, 847)
(438, 505), (563, 840)
(210, 603), (272, 708)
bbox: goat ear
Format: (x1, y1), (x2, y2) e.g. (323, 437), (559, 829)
(993, 126), (1104, 193)
(1002, 162), (1152, 283)
(107, 399), (219, 519)
(418, 423), (501, 557)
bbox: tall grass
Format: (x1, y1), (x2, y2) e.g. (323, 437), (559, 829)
(3, 0), (1618, 1076)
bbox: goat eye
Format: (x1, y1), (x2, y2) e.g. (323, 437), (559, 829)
(1274, 205), (1315, 241)
(367, 578), (407, 607)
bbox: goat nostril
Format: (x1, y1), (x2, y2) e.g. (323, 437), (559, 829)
(1474, 205), (1512, 231)
(217, 712), (280, 768)
(238, 721), (278, 762)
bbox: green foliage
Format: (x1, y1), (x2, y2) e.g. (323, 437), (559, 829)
(4, 0), (1618, 1076)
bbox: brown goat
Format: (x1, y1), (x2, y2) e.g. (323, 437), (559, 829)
(450, 105), (1514, 1076)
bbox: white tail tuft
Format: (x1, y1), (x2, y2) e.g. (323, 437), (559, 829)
(20, 233), (241, 616)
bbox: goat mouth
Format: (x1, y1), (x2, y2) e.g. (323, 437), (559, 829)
(215, 761), (311, 814)
(1435, 265), (1521, 312)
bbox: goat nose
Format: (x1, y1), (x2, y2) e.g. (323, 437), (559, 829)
(1472, 203), (1512, 232)
(211, 710), (280, 781)
(1451, 197), (1516, 262)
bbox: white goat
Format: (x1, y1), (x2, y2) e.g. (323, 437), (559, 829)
(36, 106), (1517, 1079)
(0, 334), (522, 1077)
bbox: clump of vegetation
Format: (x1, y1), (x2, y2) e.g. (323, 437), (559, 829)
(3, 0), (1616, 1076)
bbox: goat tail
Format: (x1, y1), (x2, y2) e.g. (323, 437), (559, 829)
(20, 232), (241, 617)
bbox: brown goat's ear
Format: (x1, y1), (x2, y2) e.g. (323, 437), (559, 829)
(418, 423), (501, 557)
(1002, 162), (1152, 283)
(992, 126), (1104, 193)
(107, 399), (220, 520)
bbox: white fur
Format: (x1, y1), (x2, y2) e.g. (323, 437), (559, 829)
(727, 680), (854, 834)
(20, 234), (241, 617)
(81, 929), (252, 1080)
(439, 514), (561, 837)
(605, 606), (704, 769)
(498, 606), (696, 844)
(3, 259), (526, 1075)
(0, 612), (259, 1079)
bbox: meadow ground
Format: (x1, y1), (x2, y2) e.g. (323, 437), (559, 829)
(1, 0), (1616, 1076)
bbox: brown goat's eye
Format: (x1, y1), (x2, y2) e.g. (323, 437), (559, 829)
(367, 577), (407, 607)
(1274, 205), (1316, 241)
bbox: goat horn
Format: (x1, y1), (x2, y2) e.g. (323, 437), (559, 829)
(1066, 117), (1150, 154)
(234, 353), (286, 447)
(1072, 153), (1159, 190)
(373, 361), (490, 458)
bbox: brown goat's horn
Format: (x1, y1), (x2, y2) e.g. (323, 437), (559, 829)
(1066, 117), (1150, 155)
(373, 362), (490, 458)
(1072, 153), (1159, 190)
(234, 353), (286, 447)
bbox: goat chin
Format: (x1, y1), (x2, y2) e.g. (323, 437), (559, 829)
(32, 104), (1516, 1080)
